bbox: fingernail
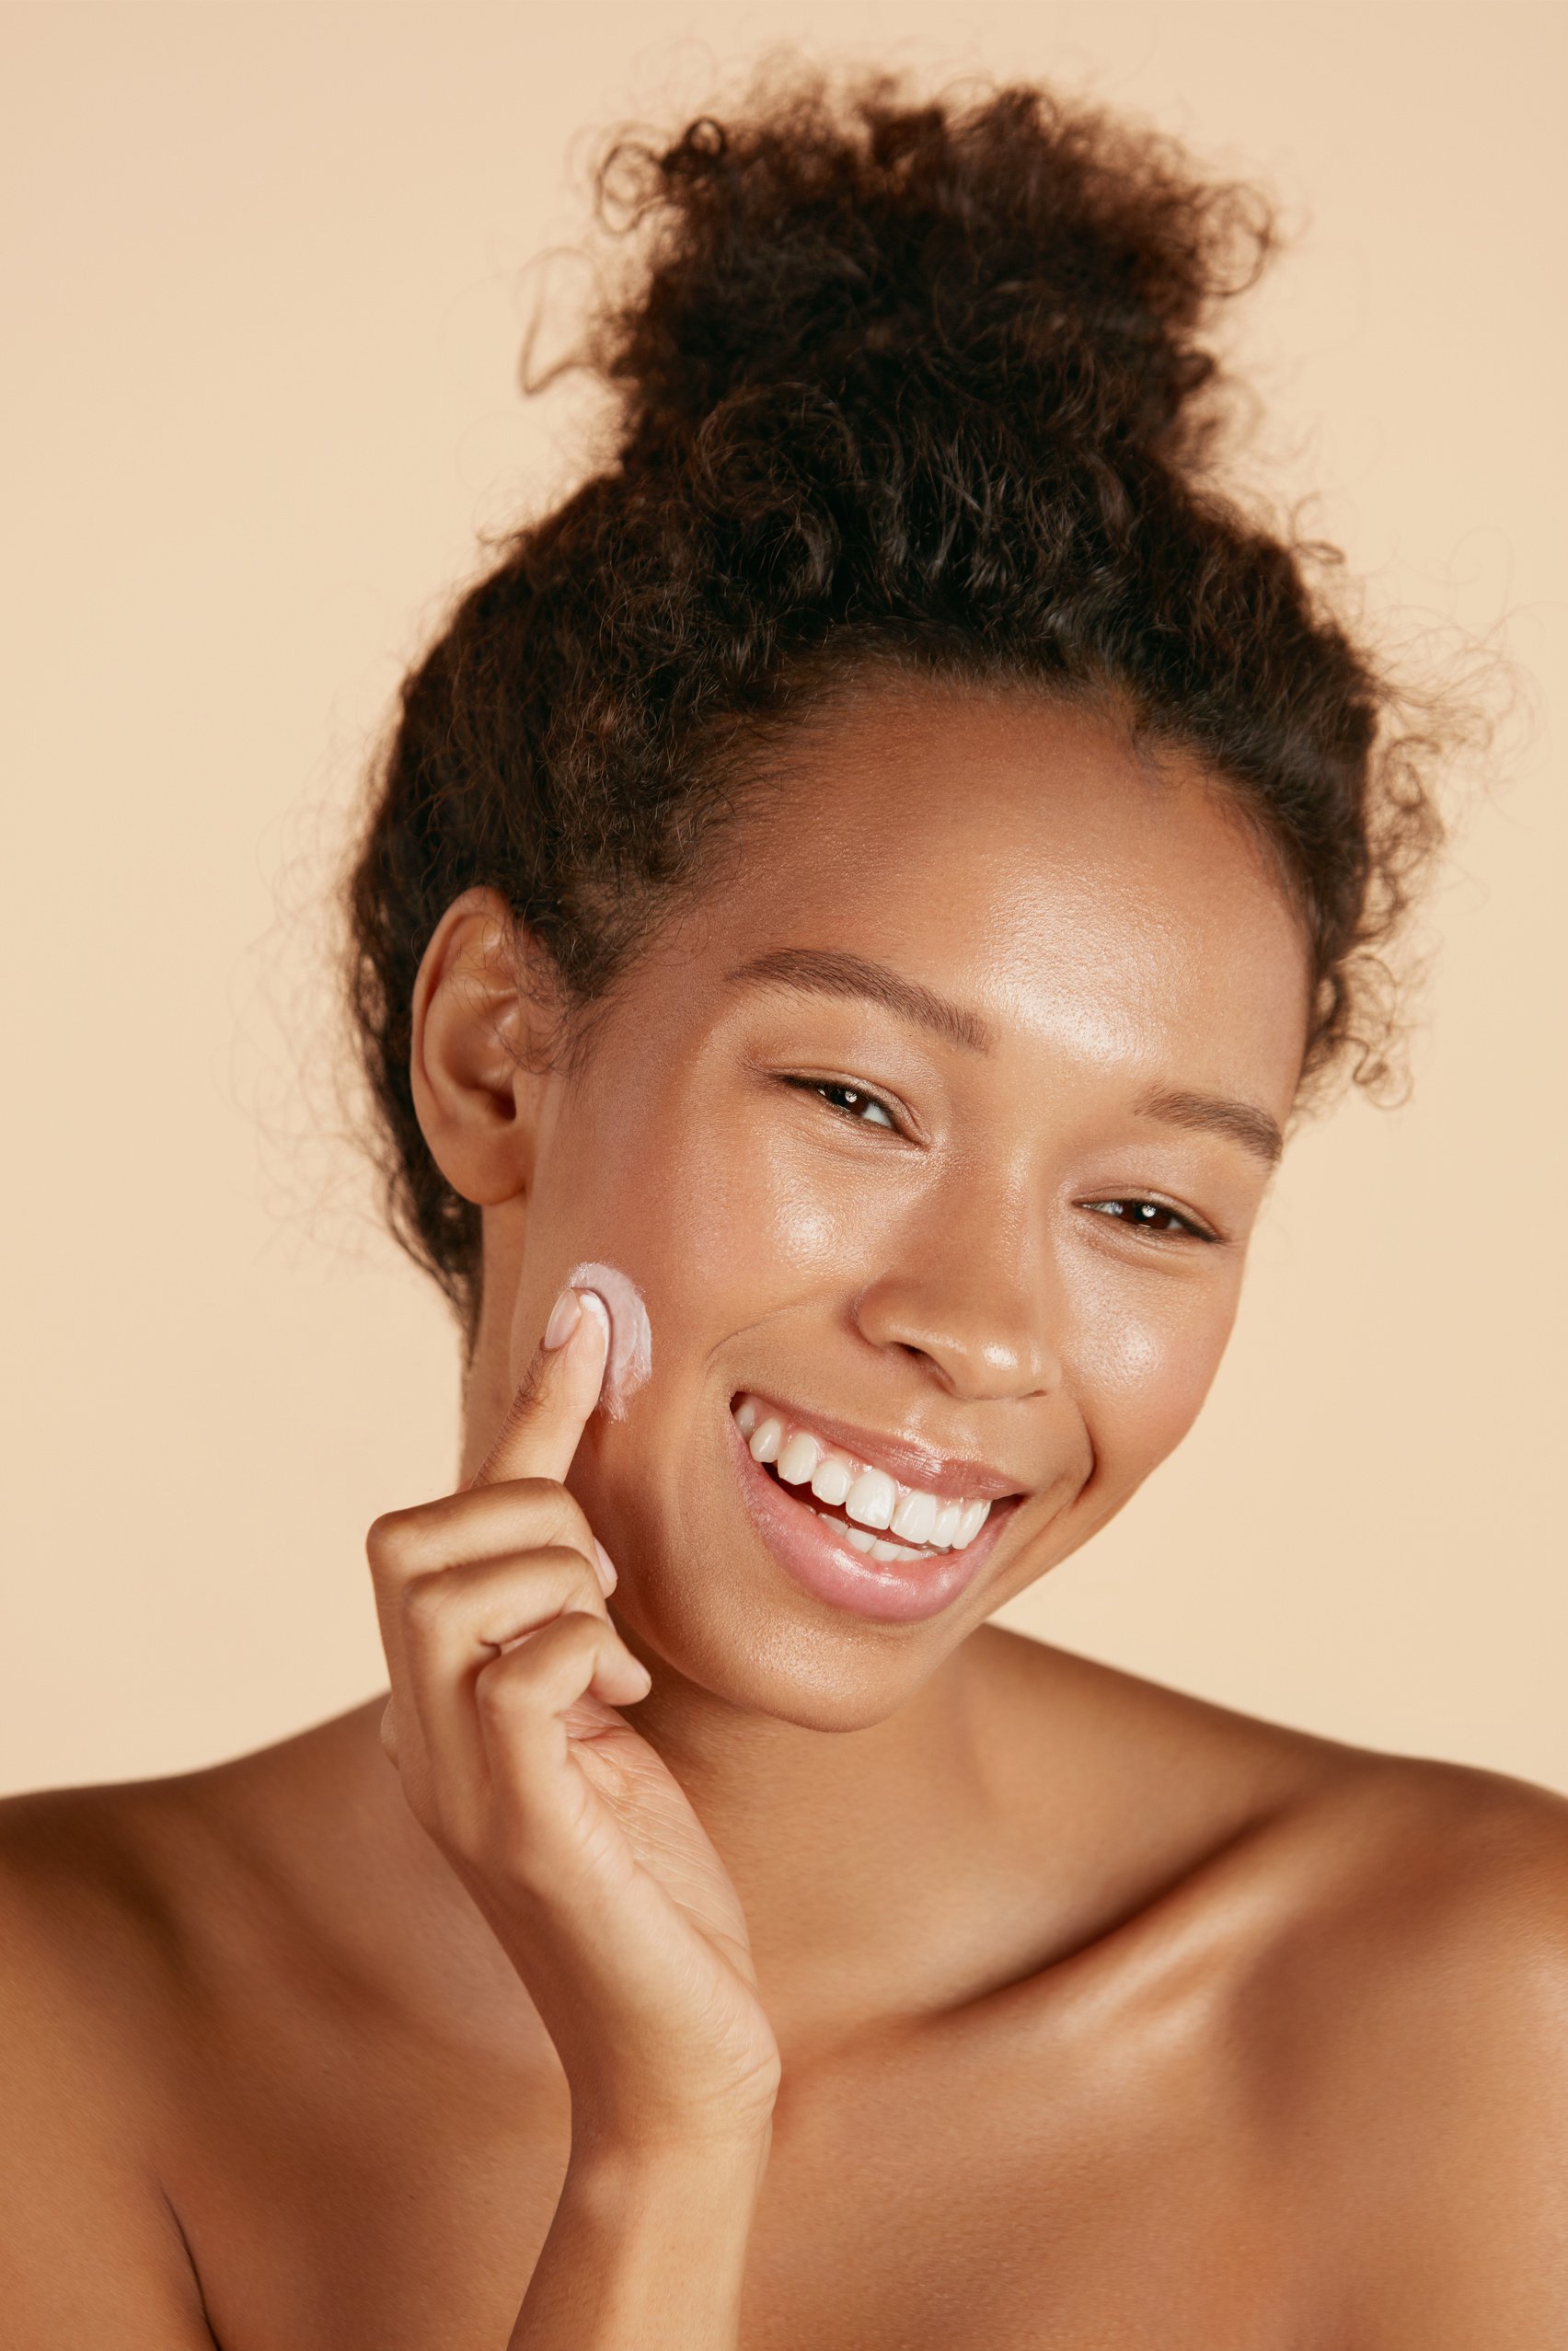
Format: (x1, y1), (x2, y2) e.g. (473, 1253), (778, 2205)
(543, 1287), (582, 1351)
(578, 1289), (611, 1348)
(593, 1538), (618, 1595)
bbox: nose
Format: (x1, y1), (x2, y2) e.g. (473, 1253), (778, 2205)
(849, 1194), (1065, 1405)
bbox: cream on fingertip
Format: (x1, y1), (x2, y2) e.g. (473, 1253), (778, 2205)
(565, 1260), (653, 1420)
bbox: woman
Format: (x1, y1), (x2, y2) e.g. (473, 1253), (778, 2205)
(3, 73), (1563, 2349)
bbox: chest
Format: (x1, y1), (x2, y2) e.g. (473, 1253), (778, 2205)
(163, 2000), (1310, 2351)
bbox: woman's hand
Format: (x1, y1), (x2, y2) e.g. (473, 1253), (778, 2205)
(367, 1285), (781, 2157)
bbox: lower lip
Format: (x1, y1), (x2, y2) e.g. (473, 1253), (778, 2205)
(726, 1411), (1013, 1625)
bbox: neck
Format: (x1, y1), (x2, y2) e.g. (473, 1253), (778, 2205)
(629, 1642), (1000, 2007)
(356, 1623), (1037, 2058)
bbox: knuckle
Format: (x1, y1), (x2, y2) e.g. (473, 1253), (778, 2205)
(542, 1483), (594, 1545)
(399, 1550), (598, 1654)
(495, 1477), (579, 1539)
(503, 1475), (560, 1504)
(532, 1543), (602, 1596)
(543, 1605), (608, 1654)
(366, 1482), (592, 1588)
(474, 1654), (531, 1721)
(399, 1567), (452, 1636)
(477, 1611), (602, 1707)
(364, 1507), (414, 1565)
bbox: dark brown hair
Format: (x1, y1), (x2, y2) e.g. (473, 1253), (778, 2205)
(346, 74), (1444, 1331)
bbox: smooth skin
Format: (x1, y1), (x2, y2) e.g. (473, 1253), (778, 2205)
(2, 683), (1566, 2348)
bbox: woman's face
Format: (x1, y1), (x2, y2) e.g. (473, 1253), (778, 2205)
(496, 684), (1310, 1728)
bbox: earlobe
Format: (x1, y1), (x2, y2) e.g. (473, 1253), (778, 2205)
(409, 887), (552, 1207)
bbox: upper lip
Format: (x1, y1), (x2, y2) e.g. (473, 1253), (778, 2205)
(733, 1390), (1024, 1502)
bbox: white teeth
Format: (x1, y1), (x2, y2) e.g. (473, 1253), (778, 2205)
(890, 1489), (938, 1545)
(818, 1504), (926, 1561)
(845, 1466), (897, 1530)
(956, 1498), (991, 1545)
(776, 1430), (821, 1485)
(810, 1454), (854, 1506)
(930, 1500), (964, 1549)
(734, 1395), (1005, 1554)
(810, 1506), (929, 1563)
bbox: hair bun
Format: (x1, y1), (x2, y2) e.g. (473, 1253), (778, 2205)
(594, 78), (1273, 474)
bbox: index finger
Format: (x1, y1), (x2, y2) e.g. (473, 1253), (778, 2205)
(470, 1286), (612, 1491)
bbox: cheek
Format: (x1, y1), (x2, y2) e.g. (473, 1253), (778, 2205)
(616, 1082), (890, 1313)
(1066, 1254), (1240, 1493)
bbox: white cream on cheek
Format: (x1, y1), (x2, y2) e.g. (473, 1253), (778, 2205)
(567, 1260), (653, 1419)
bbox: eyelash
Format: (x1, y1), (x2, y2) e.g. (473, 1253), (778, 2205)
(1081, 1197), (1217, 1243)
(786, 1076), (903, 1130)
(786, 1075), (1219, 1244)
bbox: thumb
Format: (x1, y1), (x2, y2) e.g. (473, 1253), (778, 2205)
(469, 1285), (611, 1490)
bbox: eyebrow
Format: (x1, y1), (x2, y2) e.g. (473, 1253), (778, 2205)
(722, 948), (995, 1054)
(1134, 1085), (1286, 1168)
(722, 948), (1284, 1166)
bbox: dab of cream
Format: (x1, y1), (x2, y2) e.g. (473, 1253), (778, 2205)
(566, 1261), (653, 1420)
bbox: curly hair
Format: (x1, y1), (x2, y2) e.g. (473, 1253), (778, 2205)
(346, 73), (1445, 1331)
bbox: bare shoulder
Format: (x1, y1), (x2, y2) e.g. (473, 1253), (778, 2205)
(0, 1776), (226, 2345)
(976, 1626), (1568, 1973)
(0, 1706), (386, 2032)
(0, 1771), (202, 2044)
(0, 1718), (374, 2349)
(1015, 1630), (1568, 2089)
(0, 1713), (325, 1949)
(976, 1631), (1568, 2333)
(1251, 1744), (1568, 2054)
(1237, 1750), (1568, 2341)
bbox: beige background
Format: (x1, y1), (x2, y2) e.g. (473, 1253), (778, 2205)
(2, 2), (1562, 1799)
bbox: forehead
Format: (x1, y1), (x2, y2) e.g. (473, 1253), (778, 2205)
(675, 680), (1310, 1097)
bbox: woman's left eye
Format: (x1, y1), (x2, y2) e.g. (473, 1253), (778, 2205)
(787, 1078), (900, 1130)
(1084, 1197), (1216, 1241)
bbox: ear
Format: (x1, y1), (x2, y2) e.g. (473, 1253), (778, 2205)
(409, 887), (561, 1207)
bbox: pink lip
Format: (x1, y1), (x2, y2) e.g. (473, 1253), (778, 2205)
(726, 1409), (1018, 1624)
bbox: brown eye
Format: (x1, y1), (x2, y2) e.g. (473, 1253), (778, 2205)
(786, 1077), (899, 1130)
(1086, 1197), (1214, 1240)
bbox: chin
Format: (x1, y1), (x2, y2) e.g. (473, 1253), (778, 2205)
(635, 1599), (972, 1734)
(602, 1515), (1013, 1737)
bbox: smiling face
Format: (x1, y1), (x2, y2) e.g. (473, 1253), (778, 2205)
(447, 681), (1311, 1728)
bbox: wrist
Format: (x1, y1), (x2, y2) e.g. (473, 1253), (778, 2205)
(569, 2110), (774, 2192)
(568, 2073), (778, 2172)
(561, 2125), (771, 2287)
(514, 2120), (769, 2348)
